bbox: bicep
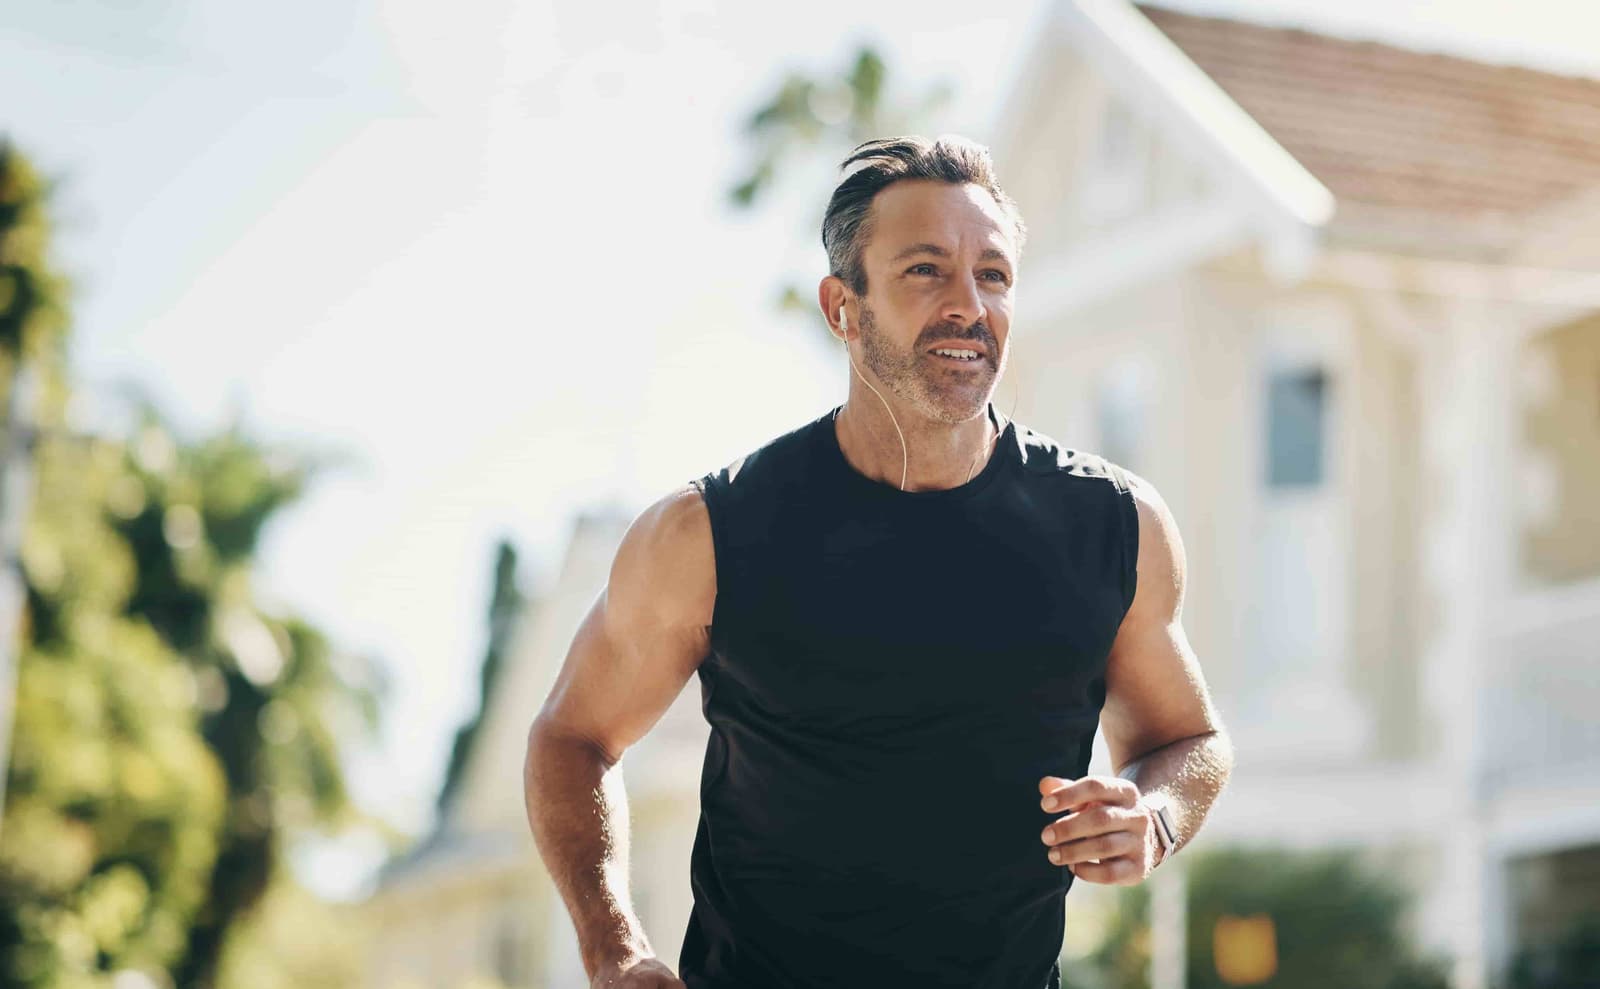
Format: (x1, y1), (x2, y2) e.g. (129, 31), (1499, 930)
(1099, 474), (1223, 772)
(534, 485), (715, 764)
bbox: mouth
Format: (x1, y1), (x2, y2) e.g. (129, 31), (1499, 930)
(926, 343), (988, 366)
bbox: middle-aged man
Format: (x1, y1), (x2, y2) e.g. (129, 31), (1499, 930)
(525, 134), (1234, 989)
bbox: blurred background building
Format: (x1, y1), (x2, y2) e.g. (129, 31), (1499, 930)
(361, 511), (711, 989)
(361, 509), (709, 987)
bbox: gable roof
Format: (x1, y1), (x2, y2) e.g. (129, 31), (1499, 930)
(1135, 3), (1600, 257)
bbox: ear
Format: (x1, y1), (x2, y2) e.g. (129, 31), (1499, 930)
(818, 274), (849, 340)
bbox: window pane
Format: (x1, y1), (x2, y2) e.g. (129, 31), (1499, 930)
(1096, 360), (1147, 473)
(1266, 367), (1326, 487)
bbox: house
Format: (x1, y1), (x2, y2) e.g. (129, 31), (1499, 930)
(986, 2), (1600, 986)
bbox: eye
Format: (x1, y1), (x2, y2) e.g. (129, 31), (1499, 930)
(909, 263), (938, 275)
(982, 270), (1011, 284)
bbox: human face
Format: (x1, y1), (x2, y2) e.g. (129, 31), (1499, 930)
(852, 179), (1016, 425)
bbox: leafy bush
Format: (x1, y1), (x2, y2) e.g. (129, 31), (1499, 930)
(1061, 845), (1453, 989)
(1506, 912), (1600, 989)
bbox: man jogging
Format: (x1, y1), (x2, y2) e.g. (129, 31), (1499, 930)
(524, 135), (1233, 989)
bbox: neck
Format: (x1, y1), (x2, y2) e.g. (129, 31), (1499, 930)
(834, 390), (999, 492)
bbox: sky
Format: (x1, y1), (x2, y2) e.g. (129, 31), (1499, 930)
(3, 0), (1598, 896)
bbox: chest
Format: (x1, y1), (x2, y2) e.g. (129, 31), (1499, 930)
(710, 498), (1127, 727)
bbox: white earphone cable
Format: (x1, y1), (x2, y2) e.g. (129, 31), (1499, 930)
(839, 305), (910, 491)
(838, 297), (1011, 486)
(836, 303), (1014, 492)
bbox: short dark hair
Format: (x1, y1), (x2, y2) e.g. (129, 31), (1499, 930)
(821, 134), (1027, 297)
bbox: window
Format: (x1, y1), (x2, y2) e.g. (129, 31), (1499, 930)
(1265, 367), (1327, 487)
(1095, 359), (1149, 473)
(1079, 98), (1148, 223)
(1101, 100), (1138, 170)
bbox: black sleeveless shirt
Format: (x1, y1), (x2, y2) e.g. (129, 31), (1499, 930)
(679, 404), (1139, 989)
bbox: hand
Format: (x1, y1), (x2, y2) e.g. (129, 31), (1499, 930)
(1037, 775), (1160, 886)
(591, 956), (687, 988)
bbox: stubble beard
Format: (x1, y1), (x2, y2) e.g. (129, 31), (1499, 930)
(857, 298), (1000, 425)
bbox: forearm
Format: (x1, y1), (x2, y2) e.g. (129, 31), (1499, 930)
(1115, 729), (1233, 856)
(524, 719), (653, 976)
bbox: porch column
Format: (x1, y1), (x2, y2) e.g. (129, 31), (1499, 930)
(1149, 855), (1189, 989)
(1414, 301), (1516, 989)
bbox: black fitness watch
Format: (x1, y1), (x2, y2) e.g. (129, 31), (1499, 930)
(1143, 792), (1178, 865)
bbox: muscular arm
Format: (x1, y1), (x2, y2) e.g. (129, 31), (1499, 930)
(1040, 473), (1233, 882)
(1100, 472), (1233, 859)
(523, 485), (714, 981)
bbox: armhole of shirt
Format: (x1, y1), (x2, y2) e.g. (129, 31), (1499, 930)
(685, 475), (730, 794)
(1106, 463), (1140, 617)
(688, 473), (728, 642)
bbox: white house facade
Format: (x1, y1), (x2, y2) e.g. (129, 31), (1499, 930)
(988, 3), (1600, 987)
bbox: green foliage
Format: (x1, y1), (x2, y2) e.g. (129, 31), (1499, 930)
(1, 614), (226, 986)
(730, 47), (949, 210)
(116, 407), (380, 989)
(1061, 884), (1151, 989)
(727, 47), (953, 319)
(0, 143), (71, 368)
(212, 880), (370, 989)
(0, 143), (380, 989)
(1062, 847), (1452, 989)
(1506, 912), (1600, 989)
(436, 540), (526, 814)
(1185, 847), (1451, 989)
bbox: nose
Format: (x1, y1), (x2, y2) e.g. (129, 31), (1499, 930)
(943, 273), (985, 329)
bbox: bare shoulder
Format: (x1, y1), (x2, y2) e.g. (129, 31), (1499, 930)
(534, 485), (715, 760)
(1101, 468), (1220, 766)
(607, 483), (716, 637)
(1122, 470), (1187, 621)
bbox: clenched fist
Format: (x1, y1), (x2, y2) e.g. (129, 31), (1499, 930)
(1037, 775), (1163, 885)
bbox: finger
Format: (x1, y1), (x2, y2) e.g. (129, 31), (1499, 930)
(1041, 804), (1114, 845)
(1042, 803), (1146, 846)
(1047, 830), (1142, 866)
(1038, 775), (1075, 797)
(1067, 856), (1141, 886)
(1040, 775), (1138, 812)
(1041, 775), (1138, 811)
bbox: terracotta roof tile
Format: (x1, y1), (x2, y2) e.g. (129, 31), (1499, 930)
(1134, 4), (1600, 249)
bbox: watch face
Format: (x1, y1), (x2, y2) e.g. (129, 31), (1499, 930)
(1148, 802), (1177, 849)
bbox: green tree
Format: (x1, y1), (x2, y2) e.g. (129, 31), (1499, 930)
(109, 405), (379, 988)
(1060, 883), (1152, 989)
(1, 140), (223, 989)
(0, 143), (380, 989)
(1185, 847), (1451, 989)
(728, 46), (952, 315)
(1506, 911), (1600, 989)
(1062, 847), (1453, 989)
(435, 539), (526, 816)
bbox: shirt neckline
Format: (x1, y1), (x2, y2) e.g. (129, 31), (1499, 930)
(816, 402), (1016, 504)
